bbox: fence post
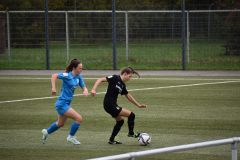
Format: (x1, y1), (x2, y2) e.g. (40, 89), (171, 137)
(181, 0), (186, 70)
(231, 142), (238, 160)
(44, 0), (50, 70)
(112, 0), (117, 70)
(125, 11), (129, 61)
(208, 3), (214, 41)
(186, 11), (190, 64)
(171, 12), (175, 40)
(65, 11), (69, 64)
(6, 11), (11, 61)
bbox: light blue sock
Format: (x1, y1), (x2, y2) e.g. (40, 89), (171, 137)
(69, 122), (80, 136)
(47, 122), (59, 134)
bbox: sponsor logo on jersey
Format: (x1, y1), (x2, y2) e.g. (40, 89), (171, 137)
(116, 85), (122, 93)
(63, 73), (68, 77)
(71, 85), (77, 92)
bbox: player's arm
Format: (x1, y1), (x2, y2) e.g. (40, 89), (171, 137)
(79, 76), (88, 96)
(82, 87), (88, 96)
(51, 73), (58, 96)
(125, 93), (147, 108)
(91, 77), (107, 96)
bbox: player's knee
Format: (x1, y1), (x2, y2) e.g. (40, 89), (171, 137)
(57, 122), (64, 127)
(75, 116), (82, 123)
(128, 112), (135, 121)
(117, 119), (124, 126)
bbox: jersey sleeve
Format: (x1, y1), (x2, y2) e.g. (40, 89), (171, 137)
(78, 75), (86, 88)
(106, 75), (117, 84)
(121, 85), (128, 95)
(57, 72), (69, 80)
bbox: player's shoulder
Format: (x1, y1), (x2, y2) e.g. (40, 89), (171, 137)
(58, 72), (70, 78)
(62, 72), (69, 76)
(76, 74), (83, 79)
(107, 74), (118, 79)
(106, 75), (119, 83)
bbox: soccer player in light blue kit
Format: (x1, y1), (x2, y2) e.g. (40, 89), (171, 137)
(42, 59), (88, 145)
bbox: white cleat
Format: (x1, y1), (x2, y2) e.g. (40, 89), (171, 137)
(41, 129), (48, 144)
(67, 135), (81, 145)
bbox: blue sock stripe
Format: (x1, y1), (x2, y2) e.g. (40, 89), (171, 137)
(69, 122), (80, 136)
(47, 122), (59, 134)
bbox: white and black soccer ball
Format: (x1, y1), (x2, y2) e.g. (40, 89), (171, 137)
(138, 133), (151, 146)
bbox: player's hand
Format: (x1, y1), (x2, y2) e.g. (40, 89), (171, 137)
(91, 89), (96, 96)
(138, 104), (147, 108)
(51, 88), (57, 96)
(83, 88), (89, 96)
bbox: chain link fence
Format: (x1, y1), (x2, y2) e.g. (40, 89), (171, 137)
(0, 10), (239, 70)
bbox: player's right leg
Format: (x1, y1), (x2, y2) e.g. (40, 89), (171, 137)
(41, 115), (67, 144)
(108, 116), (124, 145)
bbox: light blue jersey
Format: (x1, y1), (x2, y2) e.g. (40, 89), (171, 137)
(55, 72), (85, 115)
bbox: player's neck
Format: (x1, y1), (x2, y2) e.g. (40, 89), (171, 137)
(71, 71), (78, 76)
(120, 75), (125, 82)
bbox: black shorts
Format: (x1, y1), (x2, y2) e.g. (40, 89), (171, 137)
(104, 104), (122, 118)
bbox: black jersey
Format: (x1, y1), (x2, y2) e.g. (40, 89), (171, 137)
(104, 75), (128, 106)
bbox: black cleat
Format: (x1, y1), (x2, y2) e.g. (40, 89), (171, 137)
(108, 140), (123, 145)
(128, 132), (140, 138)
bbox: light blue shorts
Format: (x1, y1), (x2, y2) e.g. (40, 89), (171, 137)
(55, 99), (71, 115)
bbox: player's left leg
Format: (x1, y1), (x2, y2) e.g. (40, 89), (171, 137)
(64, 108), (82, 145)
(119, 108), (138, 137)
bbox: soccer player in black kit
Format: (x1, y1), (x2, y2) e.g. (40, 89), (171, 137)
(91, 67), (147, 144)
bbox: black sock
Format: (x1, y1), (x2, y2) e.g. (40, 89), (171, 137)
(128, 112), (135, 135)
(110, 120), (124, 141)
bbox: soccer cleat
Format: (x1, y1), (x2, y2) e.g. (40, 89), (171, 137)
(128, 132), (140, 138)
(67, 135), (81, 145)
(108, 140), (123, 145)
(41, 129), (48, 144)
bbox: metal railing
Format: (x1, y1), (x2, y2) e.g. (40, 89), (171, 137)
(88, 137), (240, 160)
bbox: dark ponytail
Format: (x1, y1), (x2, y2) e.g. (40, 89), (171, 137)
(65, 59), (81, 72)
(121, 67), (140, 78)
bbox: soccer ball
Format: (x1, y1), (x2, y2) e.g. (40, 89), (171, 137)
(138, 133), (151, 146)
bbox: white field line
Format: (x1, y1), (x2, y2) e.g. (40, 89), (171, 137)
(0, 77), (240, 81)
(0, 80), (239, 104)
